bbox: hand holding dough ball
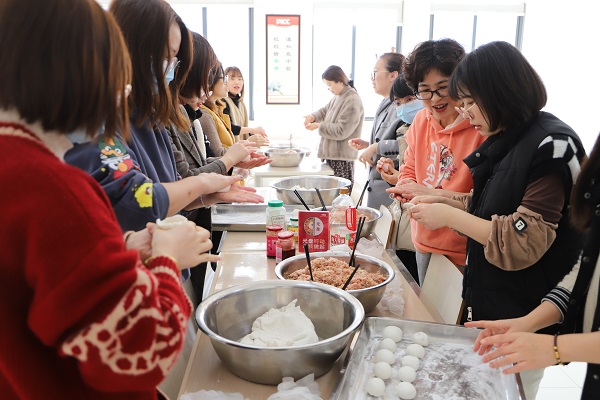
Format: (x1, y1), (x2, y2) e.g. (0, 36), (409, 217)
(397, 366), (417, 383)
(373, 348), (395, 364)
(406, 343), (425, 358)
(401, 355), (420, 369)
(366, 377), (386, 397)
(396, 382), (417, 399)
(382, 325), (403, 342)
(413, 331), (430, 346)
(373, 361), (393, 380)
(379, 337), (397, 352)
(155, 214), (188, 229)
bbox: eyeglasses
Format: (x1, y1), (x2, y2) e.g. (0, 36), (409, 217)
(224, 75), (229, 84)
(456, 102), (477, 120)
(415, 86), (449, 100)
(370, 70), (387, 81)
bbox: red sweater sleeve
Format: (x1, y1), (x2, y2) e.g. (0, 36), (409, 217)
(24, 163), (191, 392)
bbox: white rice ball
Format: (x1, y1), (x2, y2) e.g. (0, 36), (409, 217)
(366, 377), (386, 397)
(396, 381), (417, 399)
(406, 343), (425, 358)
(401, 355), (420, 369)
(413, 331), (430, 346)
(382, 325), (403, 342)
(373, 361), (393, 380)
(379, 337), (397, 352)
(397, 366), (417, 383)
(373, 348), (395, 364)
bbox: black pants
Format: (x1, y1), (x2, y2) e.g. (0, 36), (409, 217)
(396, 249), (419, 284)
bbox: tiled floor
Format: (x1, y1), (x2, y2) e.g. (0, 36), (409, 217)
(536, 362), (586, 399)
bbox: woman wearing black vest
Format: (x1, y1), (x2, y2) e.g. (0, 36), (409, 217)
(464, 131), (600, 399)
(407, 41), (586, 399)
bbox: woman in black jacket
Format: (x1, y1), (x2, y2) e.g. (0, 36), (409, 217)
(465, 130), (600, 399)
(406, 41), (587, 399)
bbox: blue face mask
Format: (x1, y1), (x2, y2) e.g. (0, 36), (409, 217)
(396, 99), (424, 124)
(152, 58), (179, 93)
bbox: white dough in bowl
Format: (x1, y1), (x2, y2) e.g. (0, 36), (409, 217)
(366, 377), (386, 397)
(396, 381), (417, 399)
(373, 348), (395, 365)
(373, 361), (392, 380)
(398, 366), (417, 382)
(401, 355), (420, 369)
(382, 325), (403, 342)
(406, 343), (425, 358)
(155, 214), (188, 229)
(413, 331), (430, 346)
(379, 337), (397, 352)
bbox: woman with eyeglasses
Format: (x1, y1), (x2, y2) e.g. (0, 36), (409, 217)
(386, 38), (486, 285)
(304, 65), (365, 189)
(405, 41), (586, 399)
(65, 0), (241, 235)
(0, 0), (213, 397)
(347, 53), (405, 209)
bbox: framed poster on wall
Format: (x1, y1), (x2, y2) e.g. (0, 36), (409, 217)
(266, 15), (300, 104)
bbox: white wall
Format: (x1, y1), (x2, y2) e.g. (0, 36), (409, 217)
(163, 0), (600, 152)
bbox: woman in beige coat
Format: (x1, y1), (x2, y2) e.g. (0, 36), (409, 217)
(304, 65), (364, 188)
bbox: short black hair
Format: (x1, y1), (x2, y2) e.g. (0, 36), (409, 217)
(403, 38), (465, 92)
(389, 75), (413, 101)
(449, 41), (547, 132)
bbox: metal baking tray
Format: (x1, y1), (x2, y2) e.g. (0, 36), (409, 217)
(211, 203), (307, 231)
(331, 317), (524, 400)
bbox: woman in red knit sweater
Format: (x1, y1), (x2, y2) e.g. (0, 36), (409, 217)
(0, 0), (215, 398)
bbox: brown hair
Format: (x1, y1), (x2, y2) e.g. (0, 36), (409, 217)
(181, 32), (219, 100)
(203, 62), (225, 111)
(224, 66), (245, 100)
(110, 0), (191, 131)
(322, 65), (355, 89)
(0, 0), (131, 138)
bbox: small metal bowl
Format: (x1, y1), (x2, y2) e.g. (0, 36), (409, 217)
(271, 175), (352, 206)
(275, 251), (395, 313)
(310, 206), (382, 238)
(263, 147), (307, 167)
(195, 280), (364, 385)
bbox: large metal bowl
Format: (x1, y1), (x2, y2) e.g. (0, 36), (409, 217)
(271, 175), (351, 206)
(310, 206), (382, 238)
(275, 251), (395, 313)
(195, 280), (364, 385)
(263, 147), (307, 167)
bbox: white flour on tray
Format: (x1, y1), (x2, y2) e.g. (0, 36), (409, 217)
(365, 340), (506, 400)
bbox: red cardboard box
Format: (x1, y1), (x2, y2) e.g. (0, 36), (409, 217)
(298, 210), (329, 252)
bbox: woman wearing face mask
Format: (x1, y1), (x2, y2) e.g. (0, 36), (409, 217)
(376, 75), (423, 281)
(385, 39), (486, 285)
(65, 0), (241, 234)
(406, 41), (586, 399)
(304, 65), (364, 188)
(348, 53), (404, 209)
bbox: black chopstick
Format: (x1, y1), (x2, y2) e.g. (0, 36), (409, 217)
(315, 188), (327, 211)
(303, 243), (314, 281)
(342, 264), (361, 290)
(294, 189), (310, 211)
(357, 179), (370, 207)
(349, 216), (366, 267)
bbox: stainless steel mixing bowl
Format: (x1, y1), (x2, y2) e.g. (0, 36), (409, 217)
(263, 147), (307, 167)
(270, 175), (352, 206)
(195, 280), (365, 385)
(310, 206), (383, 238)
(275, 251), (395, 313)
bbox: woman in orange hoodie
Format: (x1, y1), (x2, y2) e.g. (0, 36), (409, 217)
(386, 38), (485, 284)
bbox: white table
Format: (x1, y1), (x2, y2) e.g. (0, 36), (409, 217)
(248, 155), (334, 187)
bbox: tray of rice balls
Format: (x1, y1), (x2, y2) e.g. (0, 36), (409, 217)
(331, 317), (524, 400)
